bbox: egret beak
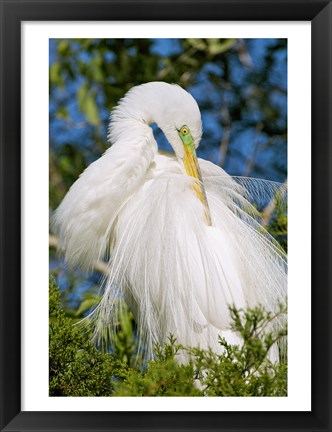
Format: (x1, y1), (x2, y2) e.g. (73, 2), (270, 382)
(179, 130), (212, 226)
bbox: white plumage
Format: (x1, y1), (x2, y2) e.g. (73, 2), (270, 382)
(53, 82), (287, 359)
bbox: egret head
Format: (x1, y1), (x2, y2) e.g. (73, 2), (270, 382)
(148, 83), (203, 160)
(112, 82), (202, 158)
(110, 82), (211, 224)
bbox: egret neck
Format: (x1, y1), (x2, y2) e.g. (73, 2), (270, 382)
(178, 125), (212, 226)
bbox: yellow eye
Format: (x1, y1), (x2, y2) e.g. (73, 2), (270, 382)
(181, 127), (189, 135)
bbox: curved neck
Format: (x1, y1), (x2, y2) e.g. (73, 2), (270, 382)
(108, 84), (184, 159)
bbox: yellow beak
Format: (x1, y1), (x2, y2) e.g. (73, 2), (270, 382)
(183, 145), (212, 226)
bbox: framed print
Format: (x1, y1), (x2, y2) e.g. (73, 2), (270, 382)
(1, 0), (331, 431)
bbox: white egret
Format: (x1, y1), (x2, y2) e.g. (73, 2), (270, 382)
(53, 82), (287, 359)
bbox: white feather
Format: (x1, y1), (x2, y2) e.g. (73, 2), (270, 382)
(53, 82), (287, 359)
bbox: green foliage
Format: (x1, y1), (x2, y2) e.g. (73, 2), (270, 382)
(49, 278), (287, 397)
(192, 305), (287, 396)
(265, 190), (288, 253)
(111, 303), (139, 368)
(267, 209), (287, 253)
(49, 277), (121, 396)
(114, 337), (202, 396)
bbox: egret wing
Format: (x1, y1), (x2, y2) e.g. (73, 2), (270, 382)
(52, 131), (156, 271)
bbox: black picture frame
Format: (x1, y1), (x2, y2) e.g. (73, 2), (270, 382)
(1, 0), (331, 431)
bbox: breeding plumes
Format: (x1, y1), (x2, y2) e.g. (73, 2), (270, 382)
(53, 82), (287, 359)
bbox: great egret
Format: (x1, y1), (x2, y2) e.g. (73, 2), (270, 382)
(53, 82), (287, 359)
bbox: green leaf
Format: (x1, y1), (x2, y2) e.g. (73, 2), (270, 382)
(91, 55), (105, 82)
(55, 107), (68, 119)
(186, 38), (207, 51)
(84, 92), (100, 125)
(77, 83), (100, 125)
(77, 83), (88, 112)
(75, 297), (99, 317)
(118, 306), (133, 337)
(49, 62), (62, 86)
(207, 38), (235, 55)
(57, 40), (70, 56)
(183, 56), (199, 67)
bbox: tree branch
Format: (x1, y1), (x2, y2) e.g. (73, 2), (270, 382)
(49, 233), (109, 275)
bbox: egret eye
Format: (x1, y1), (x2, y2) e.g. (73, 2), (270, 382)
(181, 126), (189, 135)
